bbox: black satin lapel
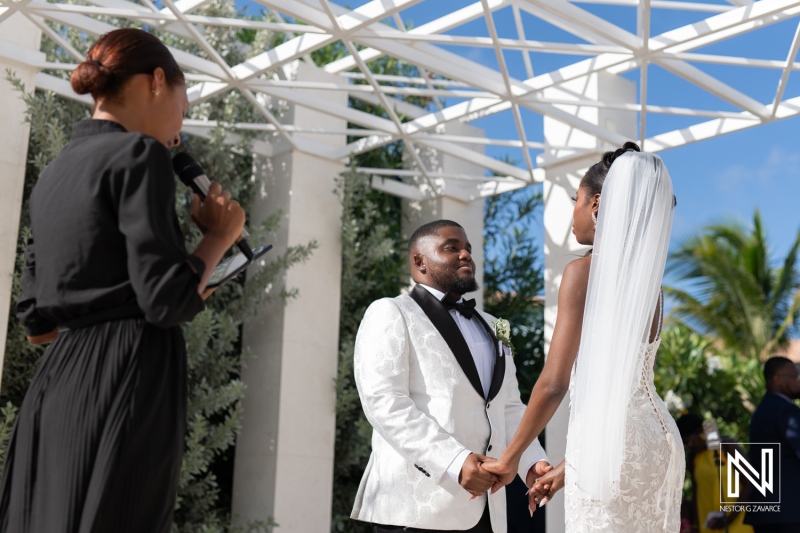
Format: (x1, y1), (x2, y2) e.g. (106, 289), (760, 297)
(409, 285), (484, 399)
(474, 312), (506, 401)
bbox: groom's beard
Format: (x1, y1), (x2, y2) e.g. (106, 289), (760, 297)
(430, 269), (479, 296)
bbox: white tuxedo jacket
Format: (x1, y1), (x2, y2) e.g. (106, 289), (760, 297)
(350, 285), (548, 533)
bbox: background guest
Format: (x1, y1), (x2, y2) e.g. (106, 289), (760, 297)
(744, 356), (800, 533)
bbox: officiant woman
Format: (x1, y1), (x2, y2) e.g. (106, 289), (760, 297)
(0, 28), (244, 533)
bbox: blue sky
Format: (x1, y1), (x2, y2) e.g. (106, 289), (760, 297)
(235, 0), (800, 264)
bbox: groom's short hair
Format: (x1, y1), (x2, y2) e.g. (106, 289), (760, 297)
(408, 220), (463, 253)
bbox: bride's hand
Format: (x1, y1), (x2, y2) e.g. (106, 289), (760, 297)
(481, 456), (519, 493)
(525, 461), (553, 516)
(529, 460), (565, 508)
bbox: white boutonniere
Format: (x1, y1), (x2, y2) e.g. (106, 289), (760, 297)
(492, 318), (515, 357)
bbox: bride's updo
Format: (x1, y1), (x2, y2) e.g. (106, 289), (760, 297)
(71, 28), (184, 102)
(579, 141), (641, 199)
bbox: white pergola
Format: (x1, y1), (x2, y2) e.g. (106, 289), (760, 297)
(2, 0), (799, 192)
(0, 1), (798, 532)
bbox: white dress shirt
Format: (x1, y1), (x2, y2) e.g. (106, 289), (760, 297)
(419, 284), (495, 395)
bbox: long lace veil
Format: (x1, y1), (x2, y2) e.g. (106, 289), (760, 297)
(566, 151), (674, 500)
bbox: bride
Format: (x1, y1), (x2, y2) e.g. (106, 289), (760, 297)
(483, 143), (683, 532)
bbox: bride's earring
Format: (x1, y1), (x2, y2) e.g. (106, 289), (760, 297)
(591, 211), (597, 228)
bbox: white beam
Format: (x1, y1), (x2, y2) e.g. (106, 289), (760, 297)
(480, 0), (535, 179)
(324, 0), (508, 74)
(576, 0), (734, 12)
(645, 94), (800, 152)
(649, 0), (800, 54)
(665, 52), (800, 70)
(773, 21), (800, 117)
(18, 6), (230, 78)
(639, 0), (651, 147)
(370, 175), (429, 201)
(527, 0), (642, 51)
(187, 0), (423, 104)
(656, 57), (770, 118)
(352, 31), (629, 55)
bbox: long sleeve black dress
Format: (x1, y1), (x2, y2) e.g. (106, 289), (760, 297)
(0, 120), (206, 533)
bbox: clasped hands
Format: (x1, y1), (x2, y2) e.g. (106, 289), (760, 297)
(459, 454), (565, 514)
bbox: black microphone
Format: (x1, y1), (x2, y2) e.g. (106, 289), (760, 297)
(172, 152), (254, 261)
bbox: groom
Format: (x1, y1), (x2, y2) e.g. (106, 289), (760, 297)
(350, 220), (550, 533)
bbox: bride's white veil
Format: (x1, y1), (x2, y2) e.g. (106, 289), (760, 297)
(566, 151), (674, 500)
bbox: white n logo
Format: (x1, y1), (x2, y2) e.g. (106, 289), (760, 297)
(727, 448), (773, 498)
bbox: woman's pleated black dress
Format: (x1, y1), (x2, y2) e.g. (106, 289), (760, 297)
(0, 120), (206, 533)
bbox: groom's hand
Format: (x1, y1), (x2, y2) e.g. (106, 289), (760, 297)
(459, 453), (499, 498)
(482, 458), (517, 493)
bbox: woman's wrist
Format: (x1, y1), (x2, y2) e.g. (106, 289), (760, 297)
(192, 232), (235, 293)
(499, 451), (521, 469)
(203, 228), (236, 248)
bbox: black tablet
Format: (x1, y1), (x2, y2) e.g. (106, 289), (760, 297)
(207, 244), (273, 288)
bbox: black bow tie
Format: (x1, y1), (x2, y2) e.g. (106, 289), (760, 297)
(441, 294), (476, 319)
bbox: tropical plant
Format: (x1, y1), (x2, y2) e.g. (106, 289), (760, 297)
(665, 211), (800, 362)
(654, 324), (763, 444)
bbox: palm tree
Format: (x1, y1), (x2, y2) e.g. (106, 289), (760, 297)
(665, 211), (800, 362)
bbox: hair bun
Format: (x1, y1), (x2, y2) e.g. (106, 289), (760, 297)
(70, 58), (112, 96)
(603, 141), (641, 169)
(581, 141), (642, 197)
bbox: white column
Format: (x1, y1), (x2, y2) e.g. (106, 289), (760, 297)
(541, 72), (636, 533)
(0, 15), (43, 376)
(401, 122), (485, 307)
(232, 61), (345, 532)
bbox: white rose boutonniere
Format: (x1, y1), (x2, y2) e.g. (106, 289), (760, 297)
(492, 318), (515, 357)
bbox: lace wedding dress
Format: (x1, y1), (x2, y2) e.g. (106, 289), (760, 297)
(564, 313), (685, 533)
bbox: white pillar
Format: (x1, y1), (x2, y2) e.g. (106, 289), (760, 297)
(541, 72), (636, 533)
(0, 15), (43, 376)
(232, 61), (345, 532)
(401, 122), (485, 307)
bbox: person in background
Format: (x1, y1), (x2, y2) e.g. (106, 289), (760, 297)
(744, 356), (800, 533)
(0, 28), (244, 533)
(677, 413), (754, 533)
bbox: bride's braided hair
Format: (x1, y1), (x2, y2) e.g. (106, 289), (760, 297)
(580, 141), (641, 199)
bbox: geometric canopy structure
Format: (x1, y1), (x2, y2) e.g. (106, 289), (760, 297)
(2, 0), (800, 197)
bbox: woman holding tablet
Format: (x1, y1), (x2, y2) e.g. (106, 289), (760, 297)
(0, 29), (243, 532)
